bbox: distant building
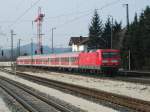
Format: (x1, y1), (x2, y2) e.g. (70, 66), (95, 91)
(69, 36), (89, 52)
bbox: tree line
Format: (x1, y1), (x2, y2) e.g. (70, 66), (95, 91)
(122, 6), (150, 70)
(88, 7), (150, 70)
(88, 10), (122, 49)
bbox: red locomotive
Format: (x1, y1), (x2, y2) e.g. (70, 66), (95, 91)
(17, 49), (120, 75)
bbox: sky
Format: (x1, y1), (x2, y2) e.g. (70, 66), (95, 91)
(0, 0), (149, 49)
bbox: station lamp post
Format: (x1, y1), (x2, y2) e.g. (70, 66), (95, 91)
(51, 27), (56, 53)
(108, 15), (113, 49)
(10, 30), (16, 68)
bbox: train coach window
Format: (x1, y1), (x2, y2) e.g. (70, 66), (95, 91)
(72, 57), (75, 62)
(48, 58), (50, 62)
(56, 58), (59, 62)
(70, 57), (77, 62)
(102, 52), (119, 58)
(51, 58), (55, 62)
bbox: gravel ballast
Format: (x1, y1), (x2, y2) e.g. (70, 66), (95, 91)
(0, 97), (11, 112)
(0, 71), (118, 112)
(0, 87), (29, 112)
(22, 71), (150, 102)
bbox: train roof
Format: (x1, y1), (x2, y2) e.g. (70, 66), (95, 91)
(17, 52), (80, 59)
(17, 49), (120, 60)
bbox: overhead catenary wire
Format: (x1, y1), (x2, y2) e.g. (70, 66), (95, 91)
(6, 0), (122, 43)
(2, 0), (122, 49)
(8, 0), (41, 28)
(44, 0), (122, 20)
(2, 0), (121, 25)
(46, 0), (122, 30)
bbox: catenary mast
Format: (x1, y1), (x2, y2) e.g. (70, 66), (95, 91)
(34, 7), (44, 54)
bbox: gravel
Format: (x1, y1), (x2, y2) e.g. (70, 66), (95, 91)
(0, 71), (118, 112)
(0, 88), (28, 112)
(23, 71), (150, 102)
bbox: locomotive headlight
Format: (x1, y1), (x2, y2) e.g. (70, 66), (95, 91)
(102, 60), (108, 63)
(111, 60), (118, 63)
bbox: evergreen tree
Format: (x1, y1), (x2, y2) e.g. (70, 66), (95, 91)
(102, 17), (122, 49)
(141, 6), (150, 68)
(112, 21), (122, 49)
(122, 13), (141, 69)
(102, 17), (111, 48)
(88, 10), (103, 49)
(122, 6), (150, 70)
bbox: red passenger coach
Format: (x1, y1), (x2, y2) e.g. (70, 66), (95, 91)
(17, 49), (120, 75)
(17, 52), (80, 68)
(55, 52), (79, 68)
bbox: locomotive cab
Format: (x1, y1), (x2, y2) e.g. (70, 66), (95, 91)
(97, 49), (121, 75)
(101, 50), (120, 66)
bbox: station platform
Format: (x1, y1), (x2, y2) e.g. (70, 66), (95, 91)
(0, 62), (12, 67)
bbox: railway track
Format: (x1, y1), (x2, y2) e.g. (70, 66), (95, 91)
(61, 73), (150, 85)
(0, 75), (80, 112)
(18, 66), (150, 85)
(1, 68), (150, 112)
(112, 77), (150, 85)
(63, 71), (150, 85)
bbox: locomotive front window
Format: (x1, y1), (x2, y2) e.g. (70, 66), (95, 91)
(102, 52), (119, 58)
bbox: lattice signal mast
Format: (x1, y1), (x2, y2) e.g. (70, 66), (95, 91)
(34, 7), (45, 54)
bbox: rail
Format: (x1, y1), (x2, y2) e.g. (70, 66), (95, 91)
(1, 68), (150, 112)
(0, 75), (76, 112)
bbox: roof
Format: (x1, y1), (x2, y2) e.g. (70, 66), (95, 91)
(69, 36), (89, 46)
(78, 37), (89, 45)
